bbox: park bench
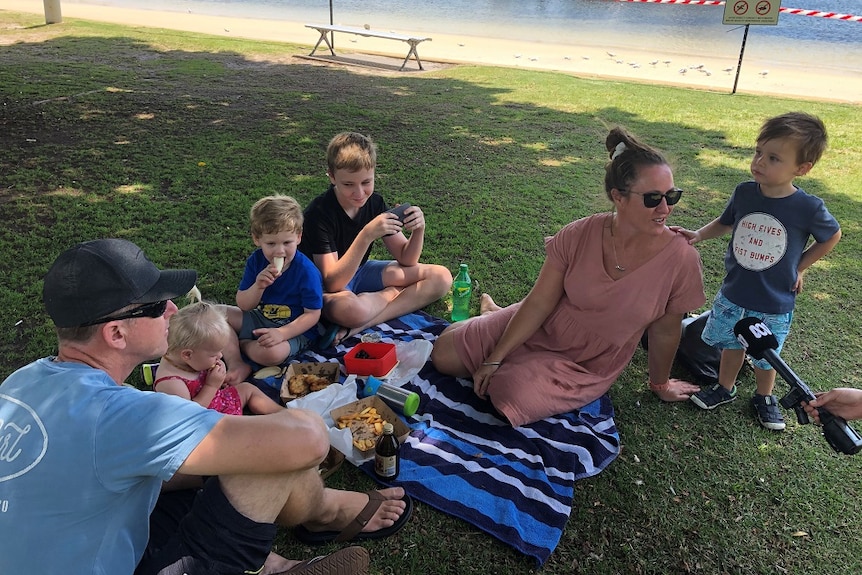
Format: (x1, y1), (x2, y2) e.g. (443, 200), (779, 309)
(305, 24), (432, 71)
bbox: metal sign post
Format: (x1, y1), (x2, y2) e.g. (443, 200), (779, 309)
(328, 0), (335, 49)
(731, 24), (748, 94)
(723, 0), (782, 94)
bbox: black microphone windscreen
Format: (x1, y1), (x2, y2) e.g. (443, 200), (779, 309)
(733, 317), (779, 359)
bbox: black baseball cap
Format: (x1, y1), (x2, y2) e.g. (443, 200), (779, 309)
(43, 239), (197, 328)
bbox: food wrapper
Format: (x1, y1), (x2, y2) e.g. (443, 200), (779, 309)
(286, 377), (358, 462)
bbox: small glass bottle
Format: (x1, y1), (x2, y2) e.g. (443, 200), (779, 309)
(451, 263), (472, 322)
(374, 422), (400, 481)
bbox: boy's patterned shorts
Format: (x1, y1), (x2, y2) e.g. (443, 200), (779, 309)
(702, 291), (793, 371)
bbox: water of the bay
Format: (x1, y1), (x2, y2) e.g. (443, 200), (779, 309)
(69, 0), (862, 73)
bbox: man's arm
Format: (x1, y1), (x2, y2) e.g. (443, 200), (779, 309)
(178, 408), (330, 476)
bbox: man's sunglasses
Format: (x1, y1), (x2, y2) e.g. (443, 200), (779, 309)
(623, 188), (684, 208)
(81, 300), (169, 326)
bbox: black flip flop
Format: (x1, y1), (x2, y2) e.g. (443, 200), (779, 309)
(293, 491), (413, 545)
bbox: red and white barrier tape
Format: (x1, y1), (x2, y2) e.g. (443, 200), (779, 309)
(780, 8), (862, 22)
(617, 0), (862, 22)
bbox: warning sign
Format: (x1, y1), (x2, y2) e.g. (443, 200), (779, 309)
(723, 0), (781, 24)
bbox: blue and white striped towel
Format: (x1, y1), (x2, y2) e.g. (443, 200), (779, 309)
(306, 311), (620, 565)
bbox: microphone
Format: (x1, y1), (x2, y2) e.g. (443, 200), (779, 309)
(733, 317), (793, 389)
(734, 317), (862, 455)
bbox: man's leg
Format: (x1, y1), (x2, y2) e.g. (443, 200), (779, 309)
(220, 463), (408, 537)
(136, 477), (280, 575)
(281, 485), (407, 534)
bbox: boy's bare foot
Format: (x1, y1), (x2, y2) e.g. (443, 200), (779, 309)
(479, 293), (502, 315)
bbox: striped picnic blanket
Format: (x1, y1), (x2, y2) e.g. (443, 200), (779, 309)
(303, 311), (621, 565)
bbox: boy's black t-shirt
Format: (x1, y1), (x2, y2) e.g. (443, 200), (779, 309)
(299, 185), (388, 266)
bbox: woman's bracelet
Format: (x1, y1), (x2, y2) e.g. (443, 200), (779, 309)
(648, 380), (670, 392)
(482, 361), (502, 367)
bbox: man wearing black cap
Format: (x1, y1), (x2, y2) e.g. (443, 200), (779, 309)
(0, 239), (411, 575)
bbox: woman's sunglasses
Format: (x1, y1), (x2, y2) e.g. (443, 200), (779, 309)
(82, 300), (169, 326)
(623, 188), (684, 208)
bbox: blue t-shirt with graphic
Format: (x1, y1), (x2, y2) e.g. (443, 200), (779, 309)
(0, 358), (222, 574)
(239, 249), (323, 339)
(718, 181), (840, 314)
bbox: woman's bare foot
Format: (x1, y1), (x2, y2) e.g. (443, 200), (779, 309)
(302, 487), (407, 534)
(479, 293), (502, 315)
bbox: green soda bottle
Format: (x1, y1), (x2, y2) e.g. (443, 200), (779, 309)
(451, 263), (471, 322)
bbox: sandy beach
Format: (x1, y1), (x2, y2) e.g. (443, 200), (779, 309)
(3, 0), (860, 104)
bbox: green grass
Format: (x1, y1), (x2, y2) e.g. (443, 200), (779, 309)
(2, 10), (861, 574)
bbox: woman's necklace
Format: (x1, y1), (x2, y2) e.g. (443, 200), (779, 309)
(609, 216), (626, 272)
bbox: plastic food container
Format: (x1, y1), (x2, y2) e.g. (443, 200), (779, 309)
(343, 342), (397, 376)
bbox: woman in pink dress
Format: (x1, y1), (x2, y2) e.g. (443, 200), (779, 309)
(431, 127), (706, 427)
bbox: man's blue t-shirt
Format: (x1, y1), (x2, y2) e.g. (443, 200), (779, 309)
(719, 181), (840, 314)
(0, 358), (222, 574)
(238, 248), (323, 339)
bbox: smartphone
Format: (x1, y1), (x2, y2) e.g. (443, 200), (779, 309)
(386, 203), (411, 223)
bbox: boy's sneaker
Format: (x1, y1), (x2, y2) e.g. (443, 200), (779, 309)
(752, 394), (786, 431)
(691, 383), (737, 410)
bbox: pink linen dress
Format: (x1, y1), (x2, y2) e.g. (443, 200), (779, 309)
(453, 213), (705, 427)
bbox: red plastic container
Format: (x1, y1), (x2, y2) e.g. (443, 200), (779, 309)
(343, 342), (397, 376)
